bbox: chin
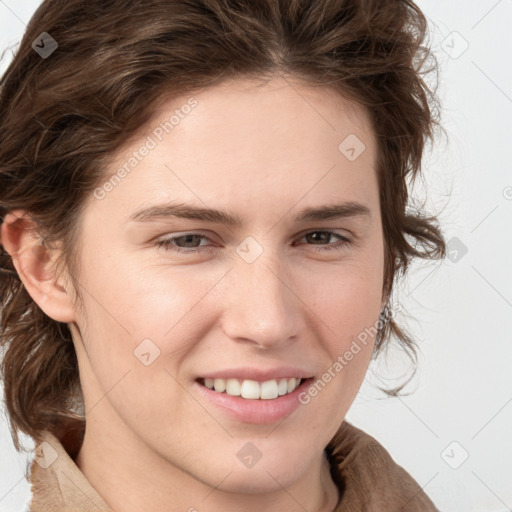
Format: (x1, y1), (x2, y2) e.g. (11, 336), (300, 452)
(210, 466), (301, 495)
(204, 446), (312, 494)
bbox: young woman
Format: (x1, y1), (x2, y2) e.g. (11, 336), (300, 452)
(0, 0), (445, 510)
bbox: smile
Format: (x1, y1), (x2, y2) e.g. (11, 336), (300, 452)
(198, 377), (303, 399)
(194, 376), (315, 424)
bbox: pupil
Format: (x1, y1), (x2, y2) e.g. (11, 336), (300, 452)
(181, 235), (198, 247)
(309, 232), (328, 244)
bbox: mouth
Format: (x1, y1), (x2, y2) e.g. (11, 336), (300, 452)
(194, 376), (316, 424)
(196, 376), (308, 400)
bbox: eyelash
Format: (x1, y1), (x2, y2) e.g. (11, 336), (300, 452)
(154, 231), (352, 254)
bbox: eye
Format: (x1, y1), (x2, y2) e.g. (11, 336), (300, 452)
(295, 230), (352, 252)
(155, 233), (214, 254)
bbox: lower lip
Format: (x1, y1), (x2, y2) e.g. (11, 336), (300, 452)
(193, 378), (315, 424)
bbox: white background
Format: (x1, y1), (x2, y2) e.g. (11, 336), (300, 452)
(0, 1), (511, 511)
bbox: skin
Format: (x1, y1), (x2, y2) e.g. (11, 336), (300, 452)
(2, 75), (385, 512)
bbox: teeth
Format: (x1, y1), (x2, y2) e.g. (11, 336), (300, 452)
(260, 380), (278, 399)
(213, 378), (225, 392)
(278, 378), (288, 396)
(241, 379), (260, 399)
(226, 378), (241, 396)
(203, 377), (303, 399)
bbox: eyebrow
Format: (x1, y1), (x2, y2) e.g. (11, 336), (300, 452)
(128, 200), (371, 226)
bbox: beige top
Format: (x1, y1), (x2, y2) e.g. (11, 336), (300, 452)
(28, 421), (438, 511)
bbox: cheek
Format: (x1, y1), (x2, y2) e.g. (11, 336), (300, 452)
(74, 252), (219, 372)
(308, 257), (384, 334)
(300, 248), (384, 395)
(294, 265), (382, 440)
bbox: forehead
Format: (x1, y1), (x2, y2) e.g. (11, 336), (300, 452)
(86, 76), (379, 226)
(160, 75), (374, 150)
(131, 75), (376, 167)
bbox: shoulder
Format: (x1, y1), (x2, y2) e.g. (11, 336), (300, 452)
(326, 421), (439, 511)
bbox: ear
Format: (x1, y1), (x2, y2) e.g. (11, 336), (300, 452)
(0, 209), (77, 323)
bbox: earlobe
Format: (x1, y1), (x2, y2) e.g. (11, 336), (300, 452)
(0, 210), (77, 323)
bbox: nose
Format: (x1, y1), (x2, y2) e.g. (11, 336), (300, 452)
(220, 244), (303, 350)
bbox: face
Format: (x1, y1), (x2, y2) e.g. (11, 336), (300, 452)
(68, 76), (384, 494)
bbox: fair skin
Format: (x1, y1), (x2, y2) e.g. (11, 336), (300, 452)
(2, 76), (384, 512)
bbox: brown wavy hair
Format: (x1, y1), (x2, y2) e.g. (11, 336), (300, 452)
(0, 0), (445, 452)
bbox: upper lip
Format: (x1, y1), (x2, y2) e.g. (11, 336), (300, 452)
(198, 366), (315, 383)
